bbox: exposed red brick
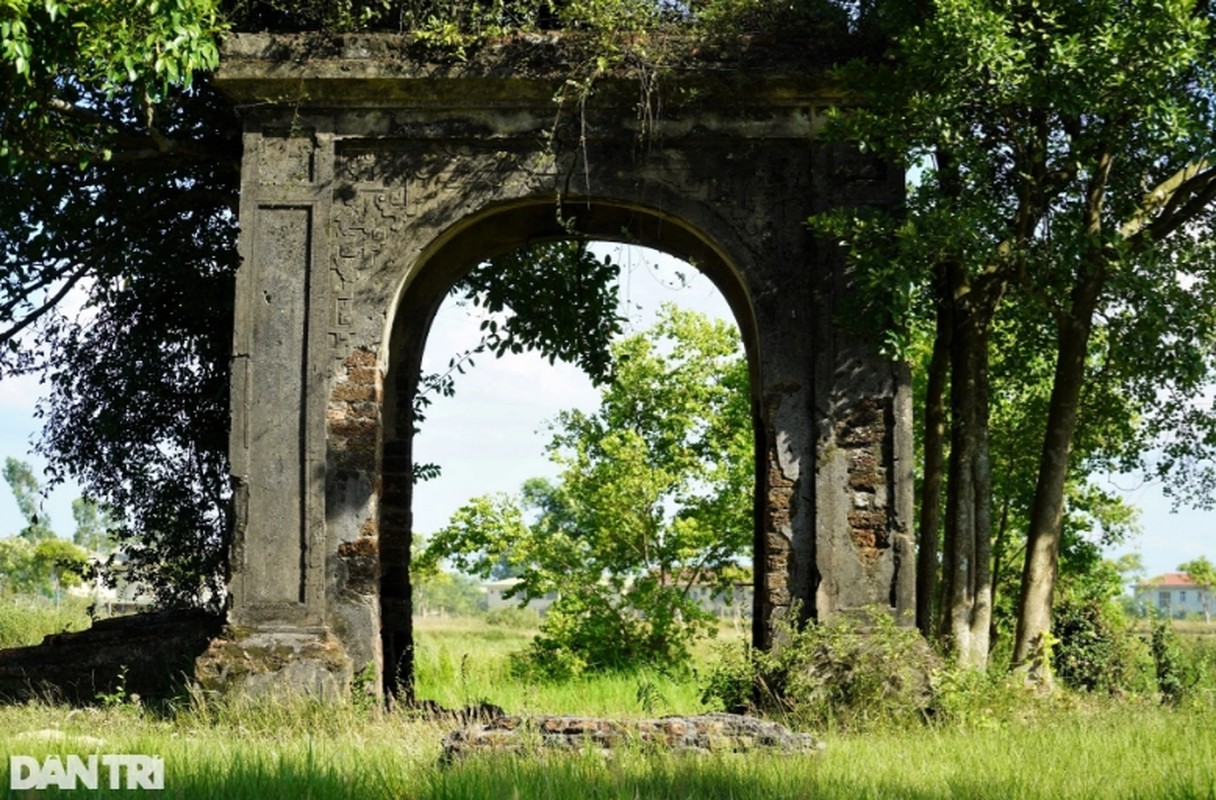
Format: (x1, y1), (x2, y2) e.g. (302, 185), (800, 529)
(343, 348), (377, 369)
(337, 537), (379, 594)
(331, 382), (378, 402)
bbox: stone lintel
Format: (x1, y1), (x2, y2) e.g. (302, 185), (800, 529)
(216, 32), (845, 118)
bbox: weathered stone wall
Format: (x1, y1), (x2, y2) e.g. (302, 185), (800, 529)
(442, 713), (823, 760)
(0, 610), (222, 704)
(326, 348), (383, 681)
(212, 33), (914, 699)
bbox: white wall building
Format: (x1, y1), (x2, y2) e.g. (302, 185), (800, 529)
(1135, 572), (1213, 619)
(483, 578), (557, 616)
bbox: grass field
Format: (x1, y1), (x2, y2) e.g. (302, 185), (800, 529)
(0, 613), (1214, 799)
(412, 614), (744, 715)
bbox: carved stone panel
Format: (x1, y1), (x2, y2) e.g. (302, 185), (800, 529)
(242, 205), (312, 606)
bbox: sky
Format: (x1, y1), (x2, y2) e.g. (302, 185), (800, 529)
(0, 244), (1210, 586)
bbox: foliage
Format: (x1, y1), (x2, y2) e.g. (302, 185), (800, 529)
(0, 534), (90, 597)
(412, 568), (485, 617)
(483, 605), (540, 629)
(29, 94), (240, 608)
(71, 496), (116, 553)
(459, 242), (624, 384)
(0, 593), (91, 648)
(1151, 616), (1198, 705)
(701, 610), (940, 731)
(413, 242), (625, 483)
(0, 535), (36, 594)
(2, 457), (52, 541)
(410, 534), (486, 617)
(426, 306), (751, 677)
(1177, 556), (1215, 623)
(1, 0), (242, 608)
(1050, 591), (1152, 695)
(0, 0), (222, 169)
(816, 0), (1216, 672)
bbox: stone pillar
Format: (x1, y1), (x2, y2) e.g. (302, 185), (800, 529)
(751, 138), (915, 647)
(198, 125), (356, 698)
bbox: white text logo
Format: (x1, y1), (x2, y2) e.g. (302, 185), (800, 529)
(9, 754), (164, 790)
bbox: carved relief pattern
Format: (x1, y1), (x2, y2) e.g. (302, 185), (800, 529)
(330, 145), (410, 357)
(328, 143), (526, 357)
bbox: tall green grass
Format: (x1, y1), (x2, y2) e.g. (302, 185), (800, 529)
(0, 594), (91, 649)
(1, 698), (1212, 799)
(2, 614), (1214, 798)
(412, 614), (733, 716)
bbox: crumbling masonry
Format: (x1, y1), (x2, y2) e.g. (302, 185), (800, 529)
(198, 33), (916, 698)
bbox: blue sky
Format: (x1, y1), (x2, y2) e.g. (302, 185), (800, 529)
(0, 245), (1209, 585)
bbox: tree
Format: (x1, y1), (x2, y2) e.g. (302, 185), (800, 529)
(410, 535), (486, 617)
(426, 306), (752, 675)
(0, 536), (36, 594)
(1178, 556), (1215, 624)
(0, 529), (89, 599)
(3, 457), (53, 541)
(29, 537), (89, 601)
(71, 497), (116, 554)
(1, 0), (242, 605)
(818, 0), (1216, 675)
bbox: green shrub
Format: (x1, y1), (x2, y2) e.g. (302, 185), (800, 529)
(1186, 635), (1216, 708)
(1051, 595), (1153, 694)
(700, 609), (939, 730)
(926, 666), (1035, 728)
(1151, 617), (1199, 705)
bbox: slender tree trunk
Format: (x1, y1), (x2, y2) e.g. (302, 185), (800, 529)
(917, 281), (950, 637)
(1013, 150), (1113, 682)
(989, 498), (1010, 649)
(937, 273), (995, 668)
(1013, 273), (1105, 681)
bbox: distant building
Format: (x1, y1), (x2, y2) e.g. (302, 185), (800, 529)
(483, 577), (557, 616)
(682, 580), (754, 619)
(482, 573), (754, 620)
(68, 552), (155, 616)
(650, 568), (754, 620)
(1135, 572), (1213, 619)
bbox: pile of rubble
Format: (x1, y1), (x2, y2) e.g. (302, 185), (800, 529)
(442, 712), (823, 760)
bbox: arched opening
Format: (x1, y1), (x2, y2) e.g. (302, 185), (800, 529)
(379, 200), (763, 700)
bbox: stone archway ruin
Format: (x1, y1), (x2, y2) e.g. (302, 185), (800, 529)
(199, 33), (915, 698)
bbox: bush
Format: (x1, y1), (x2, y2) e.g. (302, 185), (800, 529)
(1051, 595), (1153, 694)
(700, 609), (939, 730)
(509, 585), (709, 681)
(483, 605), (540, 629)
(1150, 617), (1206, 705)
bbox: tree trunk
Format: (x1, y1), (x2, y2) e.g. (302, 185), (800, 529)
(1013, 274), (1105, 681)
(916, 286), (950, 637)
(989, 498), (1010, 649)
(937, 273), (995, 668)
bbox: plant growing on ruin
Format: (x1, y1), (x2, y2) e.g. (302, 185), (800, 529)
(425, 306), (752, 676)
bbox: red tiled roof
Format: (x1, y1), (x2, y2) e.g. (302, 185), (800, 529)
(1139, 572), (1199, 588)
